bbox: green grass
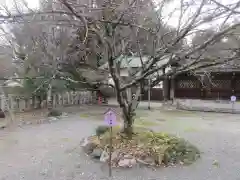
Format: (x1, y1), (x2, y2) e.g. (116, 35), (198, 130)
(61, 137), (70, 142)
(157, 110), (198, 118)
(136, 109), (199, 123)
(184, 127), (199, 132)
(80, 114), (90, 118)
(134, 117), (160, 127)
(212, 160), (220, 167)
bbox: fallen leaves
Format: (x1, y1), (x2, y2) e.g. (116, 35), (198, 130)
(82, 128), (201, 168)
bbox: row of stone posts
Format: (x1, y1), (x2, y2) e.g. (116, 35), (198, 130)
(0, 91), (97, 112)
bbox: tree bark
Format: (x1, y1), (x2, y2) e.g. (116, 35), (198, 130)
(122, 108), (133, 139)
(36, 96), (43, 109)
(120, 86), (141, 138)
(47, 84), (53, 110)
(163, 77), (169, 102)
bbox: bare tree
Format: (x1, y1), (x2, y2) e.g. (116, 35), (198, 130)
(1, 0), (240, 137)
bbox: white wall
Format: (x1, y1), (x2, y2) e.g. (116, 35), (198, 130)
(4, 80), (22, 87)
(107, 69), (163, 89)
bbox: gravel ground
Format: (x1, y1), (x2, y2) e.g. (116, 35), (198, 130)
(1, 108), (240, 180)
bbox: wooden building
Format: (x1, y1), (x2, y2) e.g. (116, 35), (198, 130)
(100, 55), (240, 101)
(141, 87), (163, 101)
(142, 66), (240, 101)
(172, 68), (240, 100)
(100, 56), (168, 101)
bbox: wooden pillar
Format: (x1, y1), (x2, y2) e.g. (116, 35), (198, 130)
(162, 77), (169, 101)
(148, 78), (151, 110)
(170, 76), (175, 101)
(200, 74), (205, 99)
(232, 72), (236, 96)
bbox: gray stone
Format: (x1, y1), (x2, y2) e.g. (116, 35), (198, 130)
(137, 157), (155, 166)
(91, 148), (103, 159)
(100, 150), (109, 162)
(48, 117), (59, 121)
(130, 158), (137, 166)
(118, 158), (137, 168)
(112, 150), (120, 161)
(82, 142), (97, 155)
(26, 121), (32, 125)
(144, 157), (155, 164)
(123, 154), (133, 159)
(80, 138), (89, 147)
(61, 112), (68, 118)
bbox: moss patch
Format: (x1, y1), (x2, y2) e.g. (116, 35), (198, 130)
(48, 109), (62, 117)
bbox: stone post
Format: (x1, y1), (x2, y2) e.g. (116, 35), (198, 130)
(67, 92), (70, 105)
(19, 98), (25, 112)
(53, 94), (56, 108)
(9, 95), (13, 111)
(58, 94), (62, 106)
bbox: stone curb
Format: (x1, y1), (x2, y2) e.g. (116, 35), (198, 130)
(177, 103), (240, 114)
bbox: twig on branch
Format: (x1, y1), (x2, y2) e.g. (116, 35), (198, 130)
(58, 0), (88, 43)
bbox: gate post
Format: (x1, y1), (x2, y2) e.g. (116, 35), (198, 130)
(231, 72), (236, 96)
(200, 74), (205, 100)
(170, 75), (175, 102)
(163, 77), (170, 101)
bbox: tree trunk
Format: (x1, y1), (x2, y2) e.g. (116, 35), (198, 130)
(107, 54), (140, 138)
(36, 96), (42, 109)
(122, 108), (133, 139)
(121, 86), (141, 138)
(47, 84), (52, 110)
(162, 68), (169, 102)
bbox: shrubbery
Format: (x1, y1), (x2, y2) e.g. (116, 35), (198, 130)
(48, 109), (62, 117)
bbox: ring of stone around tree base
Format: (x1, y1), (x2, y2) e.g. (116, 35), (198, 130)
(80, 128), (201, 168)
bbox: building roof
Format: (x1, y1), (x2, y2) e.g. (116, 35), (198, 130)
(189, 58), (240, 73)
(3, 80), (22, 87)
(100, 55), (171, 70)
(186, 53), (240, 72)
(100, 56), (148, 69)
(101, 55), (172, 84)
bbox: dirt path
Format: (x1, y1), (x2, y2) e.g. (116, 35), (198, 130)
(0, 109), (240, 180)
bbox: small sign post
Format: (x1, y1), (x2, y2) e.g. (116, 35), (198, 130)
(104, 108), (117, 177)
(231, 95), (236, 113)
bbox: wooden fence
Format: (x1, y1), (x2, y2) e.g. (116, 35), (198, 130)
(0, 91), (97, 112)
(174, 72), (240, 100)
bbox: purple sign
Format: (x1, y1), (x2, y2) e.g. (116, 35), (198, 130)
(104, 109), (117, 126)
(231, 96), (236, 102)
